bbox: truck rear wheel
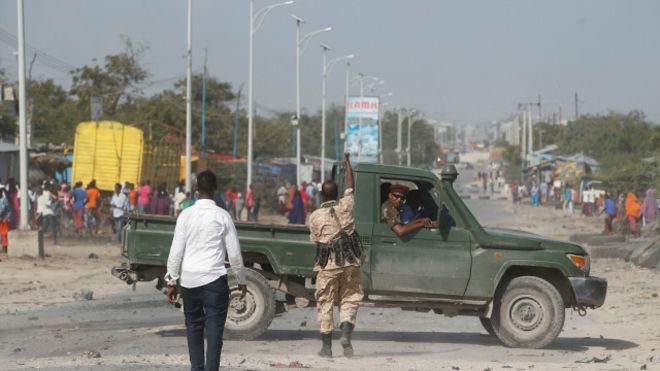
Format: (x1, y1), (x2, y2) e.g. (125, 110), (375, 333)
(224, 267), (276, 340)
(491, 276), (565, 348)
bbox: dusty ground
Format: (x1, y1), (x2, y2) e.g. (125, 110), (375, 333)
(1, 198), (659, 370)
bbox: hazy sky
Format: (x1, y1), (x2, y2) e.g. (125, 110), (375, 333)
(1, 0), (659, 124)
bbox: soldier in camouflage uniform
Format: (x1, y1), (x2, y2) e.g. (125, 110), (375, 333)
(309, 153), (363, 358)
(381, 184), (434, 236)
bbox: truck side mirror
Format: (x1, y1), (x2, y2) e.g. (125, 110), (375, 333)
(437, 203), (456, 240)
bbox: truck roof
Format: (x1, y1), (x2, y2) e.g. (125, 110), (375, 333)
(345, 162), (438, 180)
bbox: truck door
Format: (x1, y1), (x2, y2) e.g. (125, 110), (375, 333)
(370, 179), (472, 296)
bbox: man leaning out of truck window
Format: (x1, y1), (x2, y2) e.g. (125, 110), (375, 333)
(381, 184), (434, 237)
(164, 170), (247, 371)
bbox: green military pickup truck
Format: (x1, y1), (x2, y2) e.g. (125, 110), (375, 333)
(112, 163), (607, 349)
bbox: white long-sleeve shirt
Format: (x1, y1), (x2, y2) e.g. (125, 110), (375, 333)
(165, 199), (246, 288)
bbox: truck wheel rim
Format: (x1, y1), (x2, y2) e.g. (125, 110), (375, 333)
(508, 295), (544, 332)
(228, 291), (257, 324)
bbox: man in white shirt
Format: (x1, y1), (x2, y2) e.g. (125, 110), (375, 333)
(165, 170), (246, 371)
(110, 183), (128, 243)
(37, 183), (57, 245)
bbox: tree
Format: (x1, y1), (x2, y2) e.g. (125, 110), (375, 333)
(29, 79), (83, 144)
(70, 36), (148, 116)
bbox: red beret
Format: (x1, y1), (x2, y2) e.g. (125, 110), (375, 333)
(389, 184), (409, 195)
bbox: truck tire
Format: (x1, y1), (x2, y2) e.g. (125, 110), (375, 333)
(479, 317), (496, 337)
(224, 267), (276, 340)
(491, 276), (565, 348)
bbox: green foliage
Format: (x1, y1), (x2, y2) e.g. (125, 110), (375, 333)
(70, 36), (148, 115)
(29, 79), (84, 144)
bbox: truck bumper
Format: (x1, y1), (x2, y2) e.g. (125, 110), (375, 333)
(569, 276), (607, 308)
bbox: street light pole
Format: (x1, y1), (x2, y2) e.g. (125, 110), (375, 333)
(248, 0), (293, 192)
(407, 110), (417, 167)
(185, 0), (193, 193)
(16, 0), (28, 229)
(343, 61), (350, 153)
(321, 47), (353, 182)
(293, 16), (331, 186)
(377, 93), (392, 164)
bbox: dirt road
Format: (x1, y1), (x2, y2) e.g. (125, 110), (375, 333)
(1, 198), (659, 370)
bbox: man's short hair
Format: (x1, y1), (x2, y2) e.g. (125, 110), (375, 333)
(321, 180), (338, 201)
(197, 171), (217, 195)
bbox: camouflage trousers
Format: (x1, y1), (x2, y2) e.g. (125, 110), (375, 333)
(315, 265), (363, 334)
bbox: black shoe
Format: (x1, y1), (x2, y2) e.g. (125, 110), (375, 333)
(318, 333), (332, 358)
(339, 322), (354, 358)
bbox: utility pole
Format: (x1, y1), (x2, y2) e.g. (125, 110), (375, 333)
(537, 94), (542, 121)
(16, 0), (29, 229)
(520, 110), (527, 167)
(200, 48), (207, 162)
(233, 86), (242, 159)
(396, 109), (402, 166)
(185, 0), (193, 193)
(574, 91), (579, 120)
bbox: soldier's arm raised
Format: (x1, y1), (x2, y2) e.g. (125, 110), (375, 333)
(344, 153), (354, 190)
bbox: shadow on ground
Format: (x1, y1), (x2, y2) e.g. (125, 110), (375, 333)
(155, 328), (637, 352)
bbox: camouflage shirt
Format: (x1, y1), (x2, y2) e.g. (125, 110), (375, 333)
(309, 188), (357, 271)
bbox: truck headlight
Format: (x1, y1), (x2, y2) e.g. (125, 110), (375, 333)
(567, 253), (590, 275)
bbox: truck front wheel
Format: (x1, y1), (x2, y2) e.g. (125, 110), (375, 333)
(224, 267), (276, 340)
(491, 276), (565, 348)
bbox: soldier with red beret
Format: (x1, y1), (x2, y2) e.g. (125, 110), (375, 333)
(381, 183), (434, 237)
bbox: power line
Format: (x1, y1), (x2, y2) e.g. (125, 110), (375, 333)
(0, 26), (77, 74)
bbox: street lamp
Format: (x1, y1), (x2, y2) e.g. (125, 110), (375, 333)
(247, 0), (293, 192)
(293, 15), (331, 186)
(321, 44), (353, 182)
(406, 110), (419, 167)
(377, 93), (393, 164)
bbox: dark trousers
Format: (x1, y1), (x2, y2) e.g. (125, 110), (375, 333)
(180, 276), (229, 371)
(41, 214), (57, 243)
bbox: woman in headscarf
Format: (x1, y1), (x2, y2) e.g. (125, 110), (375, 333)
(640, 189), (657, 227)
(625, 192), (641, 237)
(288, 189), (306, 225)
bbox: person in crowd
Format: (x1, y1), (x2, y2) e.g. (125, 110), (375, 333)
(300, 182), (310, 212)
(70, 181), (86, 236)
(0, 187), (11, 252)
(225, 187), (237, 220)
(165, 170), (246, 371)
(37, 183), (58, 245)
(288, 186), (306, 224)
(85, 180), (101, 236)
(510, 181), (519, 204)
(234, 192), (245, 221)
(306, 181), (317, 211)
(246, 184), (255, 221)
(625, 191), (641, 238)
(138, 180), (152, 214)
(7, 178), (19, 229)
(277, 183), (287, 215)
(174, 186), (187, 217)
(531, 183), (540, 207)
(58, 182), (72, 237)
(640, 188), (657, 227)
(540, 182), (548, 205)
(286, 184), (296, 212)
(110, 183), (128, 243)
(151, 183), (171, 216)
(563, 185), (573, 214)
(602, 192), (617, 234)
(128, 183), (137, 212)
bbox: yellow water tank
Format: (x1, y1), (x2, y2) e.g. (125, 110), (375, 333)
(72, 121), (144, 191)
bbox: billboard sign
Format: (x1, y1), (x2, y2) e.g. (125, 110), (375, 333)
(345, 96), (379, 163)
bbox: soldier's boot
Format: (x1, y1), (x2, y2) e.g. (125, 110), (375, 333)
(318, 333), (332, 358)
(339, 322), (354, 358)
